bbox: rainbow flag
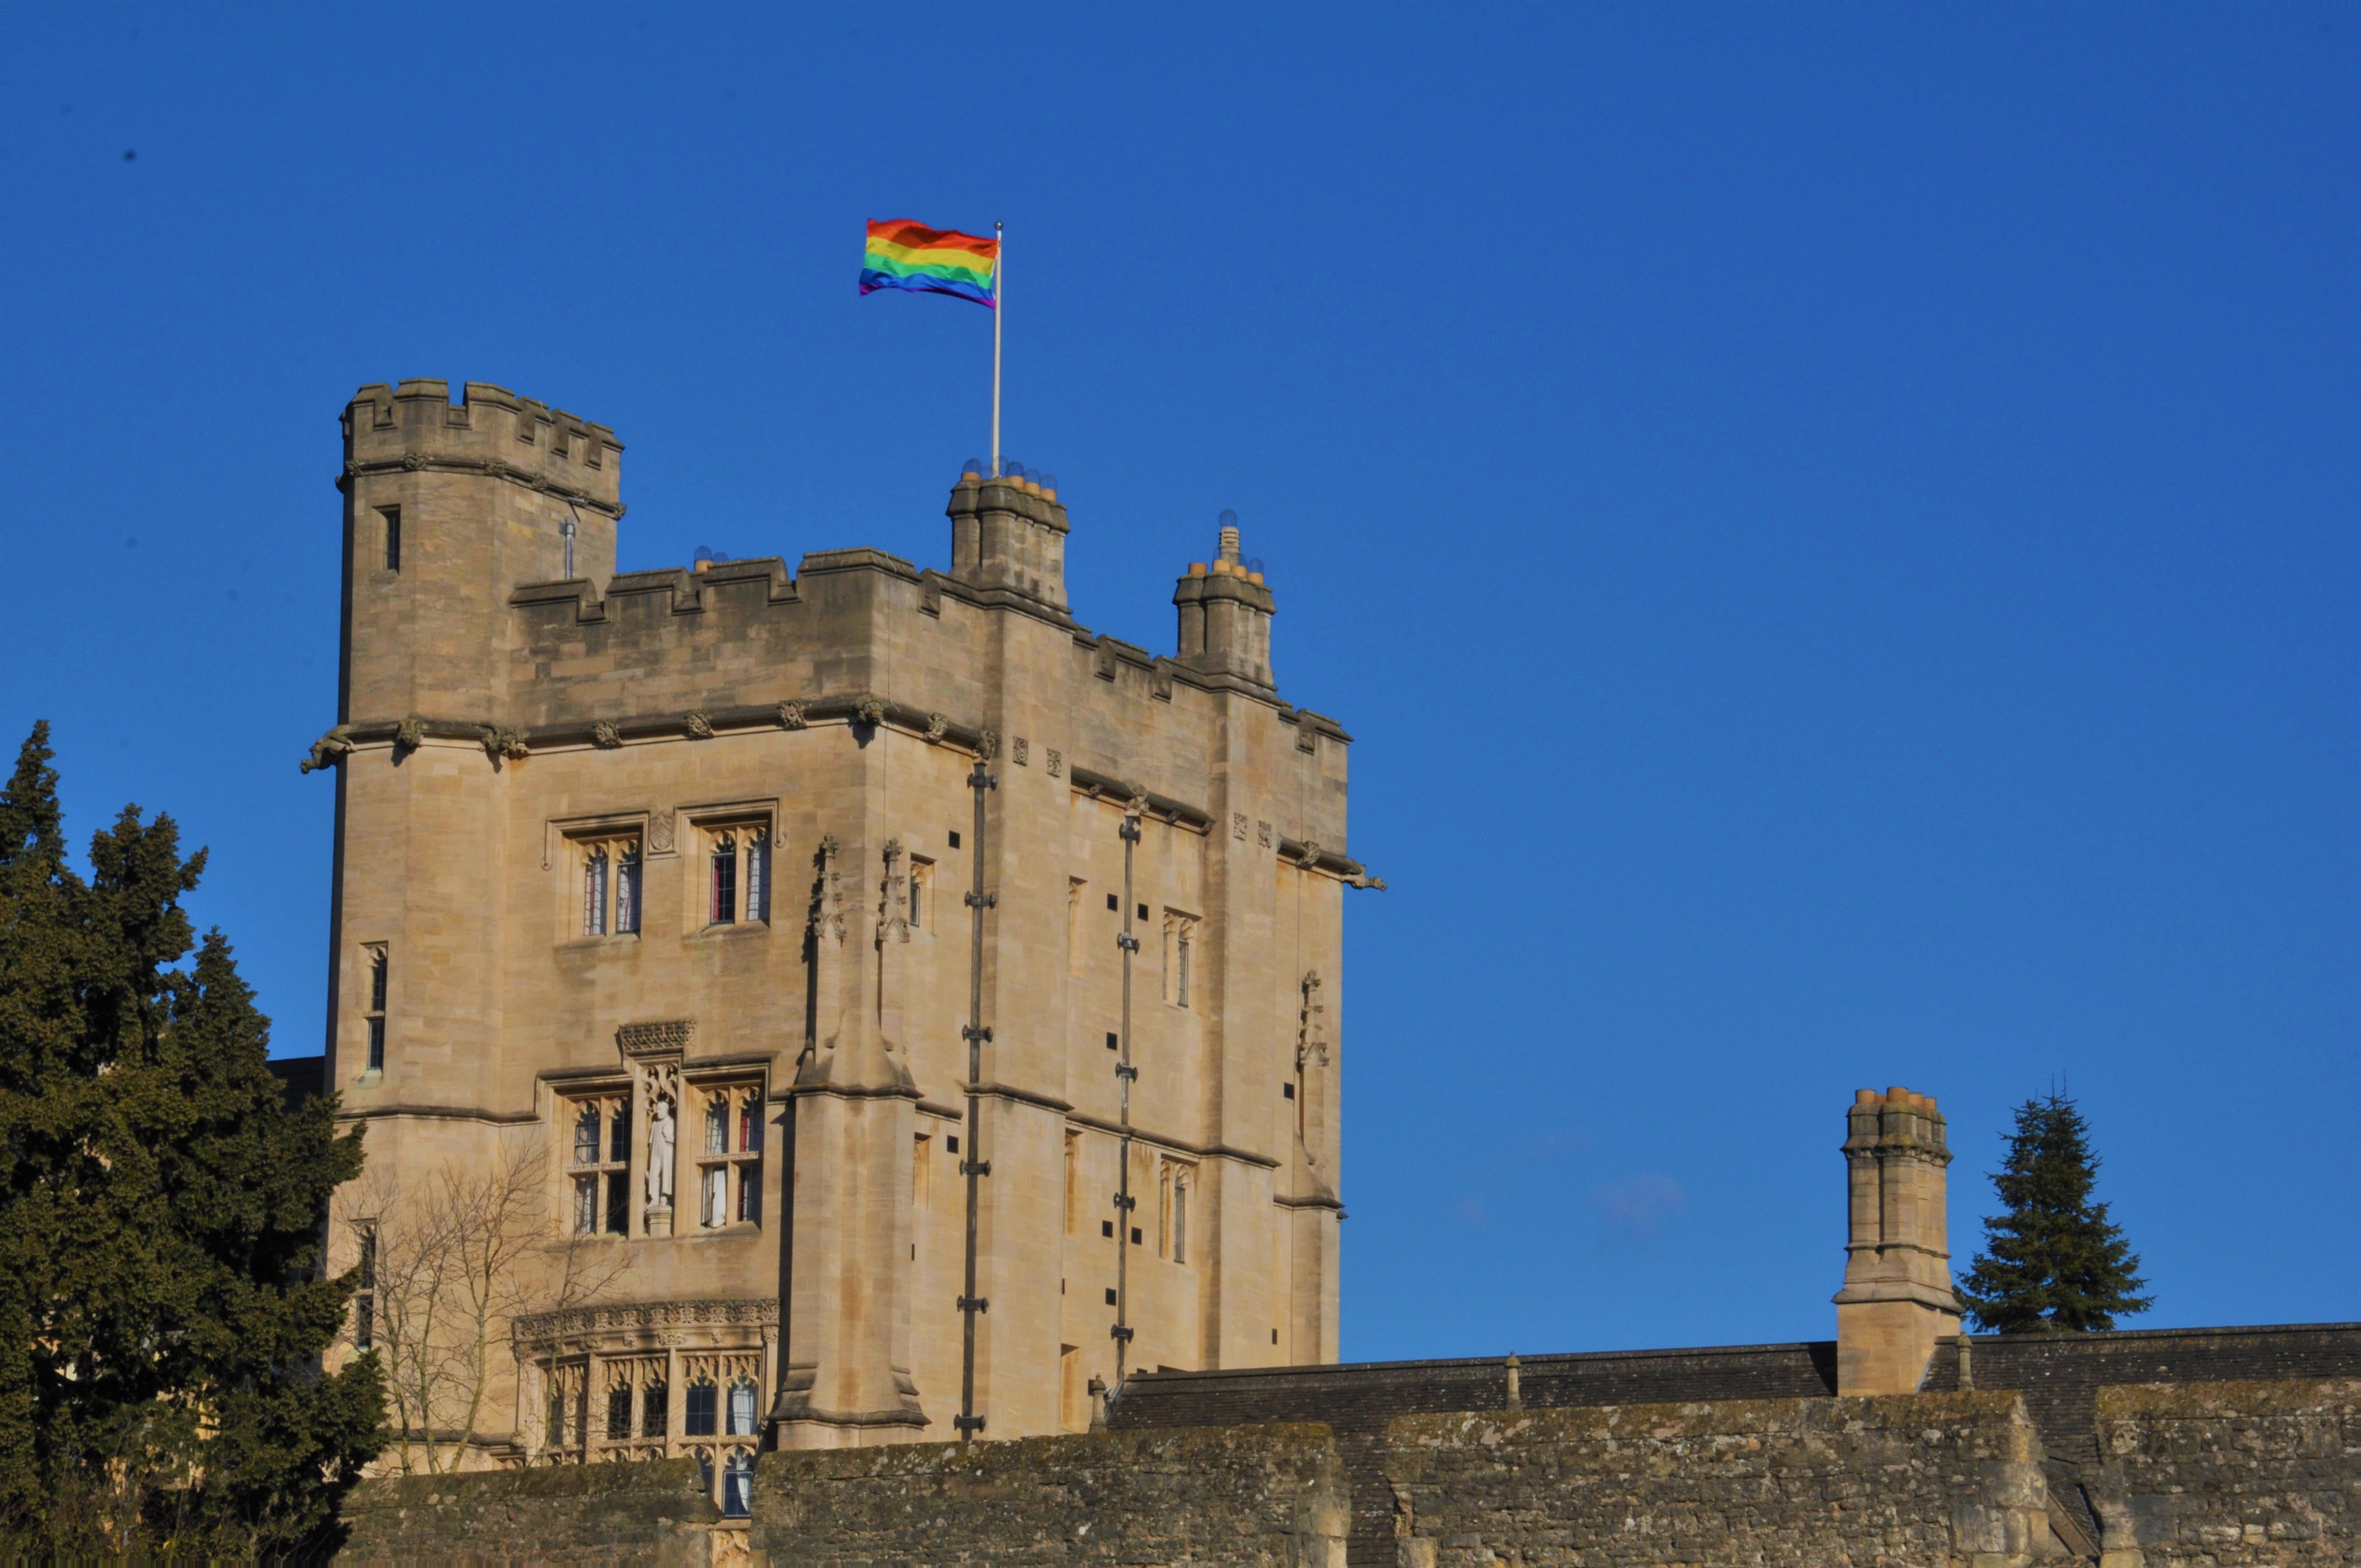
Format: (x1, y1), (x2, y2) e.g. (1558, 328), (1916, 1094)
(861, 220), (999, 308)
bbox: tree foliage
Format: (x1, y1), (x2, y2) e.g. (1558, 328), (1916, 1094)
(1957, 1091), (2151, 1334)
(0, 722), (384, 1555)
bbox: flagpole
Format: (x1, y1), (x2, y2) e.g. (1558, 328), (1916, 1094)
(990, 221), (1003, 477)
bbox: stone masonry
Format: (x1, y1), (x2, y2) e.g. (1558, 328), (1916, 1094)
(312, 379), (1369, 1480)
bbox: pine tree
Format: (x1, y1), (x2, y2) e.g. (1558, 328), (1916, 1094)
(1957, 1091), (2151, 1334)
(0, 723), (385, 1554)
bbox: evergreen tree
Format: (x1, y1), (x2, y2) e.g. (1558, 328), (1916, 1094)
(1957, 1091), (2151, 1334)
(0, 723), (385, 1554)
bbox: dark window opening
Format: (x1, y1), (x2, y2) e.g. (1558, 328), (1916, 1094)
(358, 1226), (377, 1289)
(1137, 902), (1149, 921)
(1283, 1082), (1295, 1099)
(573, 1106), (600, 1167)
(1106, 893), (1118, 912)
(1104, 1288), (1117, 1305)
(548, 1390), (568, 1446)
(1101, 1220), (1114, 1238)
(1105, 1031), (1119, 1050)
(710, 840), (737, 925)
(723, 1450), (754, 1517)
(642, 1381), (669, 1438)
(354, 1294), (373, 1350)
(946, 1135), (958, 1154)
(379, 507), (401, 573)
(368, 949), (388, 1012)
(1131, 1227), (1143, 1245)
(604, 1170), (628, 1235)
(685, 1382), (718, 1436)
(609, 1102), (631, 1163)
(366, 1016), (385, 1072)
(948, 830), (961, 850)
(606, 1386), (633, 1441)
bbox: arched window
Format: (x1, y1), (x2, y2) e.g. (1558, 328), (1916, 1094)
(584, 847), (609, 936)
(721, 1449), (755, 1517)
(684, 1380), (718, 1436)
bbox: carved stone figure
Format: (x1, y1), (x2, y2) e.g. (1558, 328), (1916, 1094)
(645, 1095), (676, 1210)
(300, 725), (355, 773)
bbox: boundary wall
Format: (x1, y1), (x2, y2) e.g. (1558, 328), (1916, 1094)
(325, 1378), (2360, 1565)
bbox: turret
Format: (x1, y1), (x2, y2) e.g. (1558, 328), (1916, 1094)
(1174, 512), (1277, 694)
(1833, 1086), (1962, 1394)
(337, 379), (623, 723)
(945, 464), (1070, 613)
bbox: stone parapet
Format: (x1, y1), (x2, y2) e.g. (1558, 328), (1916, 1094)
(337, 1457), (720, 1565)
(1384, 1391), (2050, 1568)
(750, 1423), (1349, 1566)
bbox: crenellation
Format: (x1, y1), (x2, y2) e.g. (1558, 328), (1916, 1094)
(320, 379), (1355, 1484)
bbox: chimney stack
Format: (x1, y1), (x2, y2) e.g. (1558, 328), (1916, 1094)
(1833, 1086), (1961, 1395)
(1174, 510), (1277, 693)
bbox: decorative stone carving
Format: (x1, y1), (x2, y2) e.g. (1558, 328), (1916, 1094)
(1046, 748), (1063, 778)
(923, 712), (949, 743)
(1295, 840), (1323, 869)
(591, 721), (622, 749)
(855, 696), (887, 726)
(777, 699), (807, 729)
(1257, 820), (1273, 848)
(514, 1296), (780, 1346)
(813, 834), (846, 946)
(299, 725), (355, 774)
(1013, 737), (1029, 765)
(1345, 870), (1388, 891)
(1233, 812), (1250, 841)
(479, 726), (530, 766)
(644, 1093), (675, 1210)
(976, 727), (999, 760)
(878, 839), (910, 945)
(618, 1019), (697, 1057)
(648, 812), (675, 855)
(685, 711), (715, 739)
(395, 715), (427, 753)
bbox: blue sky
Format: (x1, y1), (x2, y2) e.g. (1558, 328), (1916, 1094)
(2, 4), (2352, 1359)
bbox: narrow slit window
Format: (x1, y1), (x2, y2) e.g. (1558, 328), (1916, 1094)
(379, 506), (401, 573)
(363, 945), (388, 1072)
(615, 846), (640, 933)
(710, 834), (737, 925)
(585, 849), (609, 935)
(642, 1381), (669, 1438)
(747, 832), (769, 924)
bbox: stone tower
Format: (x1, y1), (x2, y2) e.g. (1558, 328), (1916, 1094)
(1832, 1086), (1962, 1395)
(317, 381), (1365, 1486)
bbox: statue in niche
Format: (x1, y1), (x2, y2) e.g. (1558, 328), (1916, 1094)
(645, 1094), (676, 1210)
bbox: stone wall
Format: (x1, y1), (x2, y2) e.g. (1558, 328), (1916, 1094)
(749, 1423), (1349, 1567)
(1382, 1392), (2049, 1568)
(337, 1457), (721, 1565)
(2092, 1379), (2359, 1566)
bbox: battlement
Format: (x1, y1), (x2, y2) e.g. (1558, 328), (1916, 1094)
(1843, 1085), (1951, 1157)
(341, 380), (623, 514)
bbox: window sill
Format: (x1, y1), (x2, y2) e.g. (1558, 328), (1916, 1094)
(691, 922), (770, 941)
(680, 1222), (763, 1239)
(560, 933), (642, 951)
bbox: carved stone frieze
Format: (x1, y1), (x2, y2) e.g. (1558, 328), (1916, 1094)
(617, 1019), (697, 1058)
(514, 1295), (779, 1347)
